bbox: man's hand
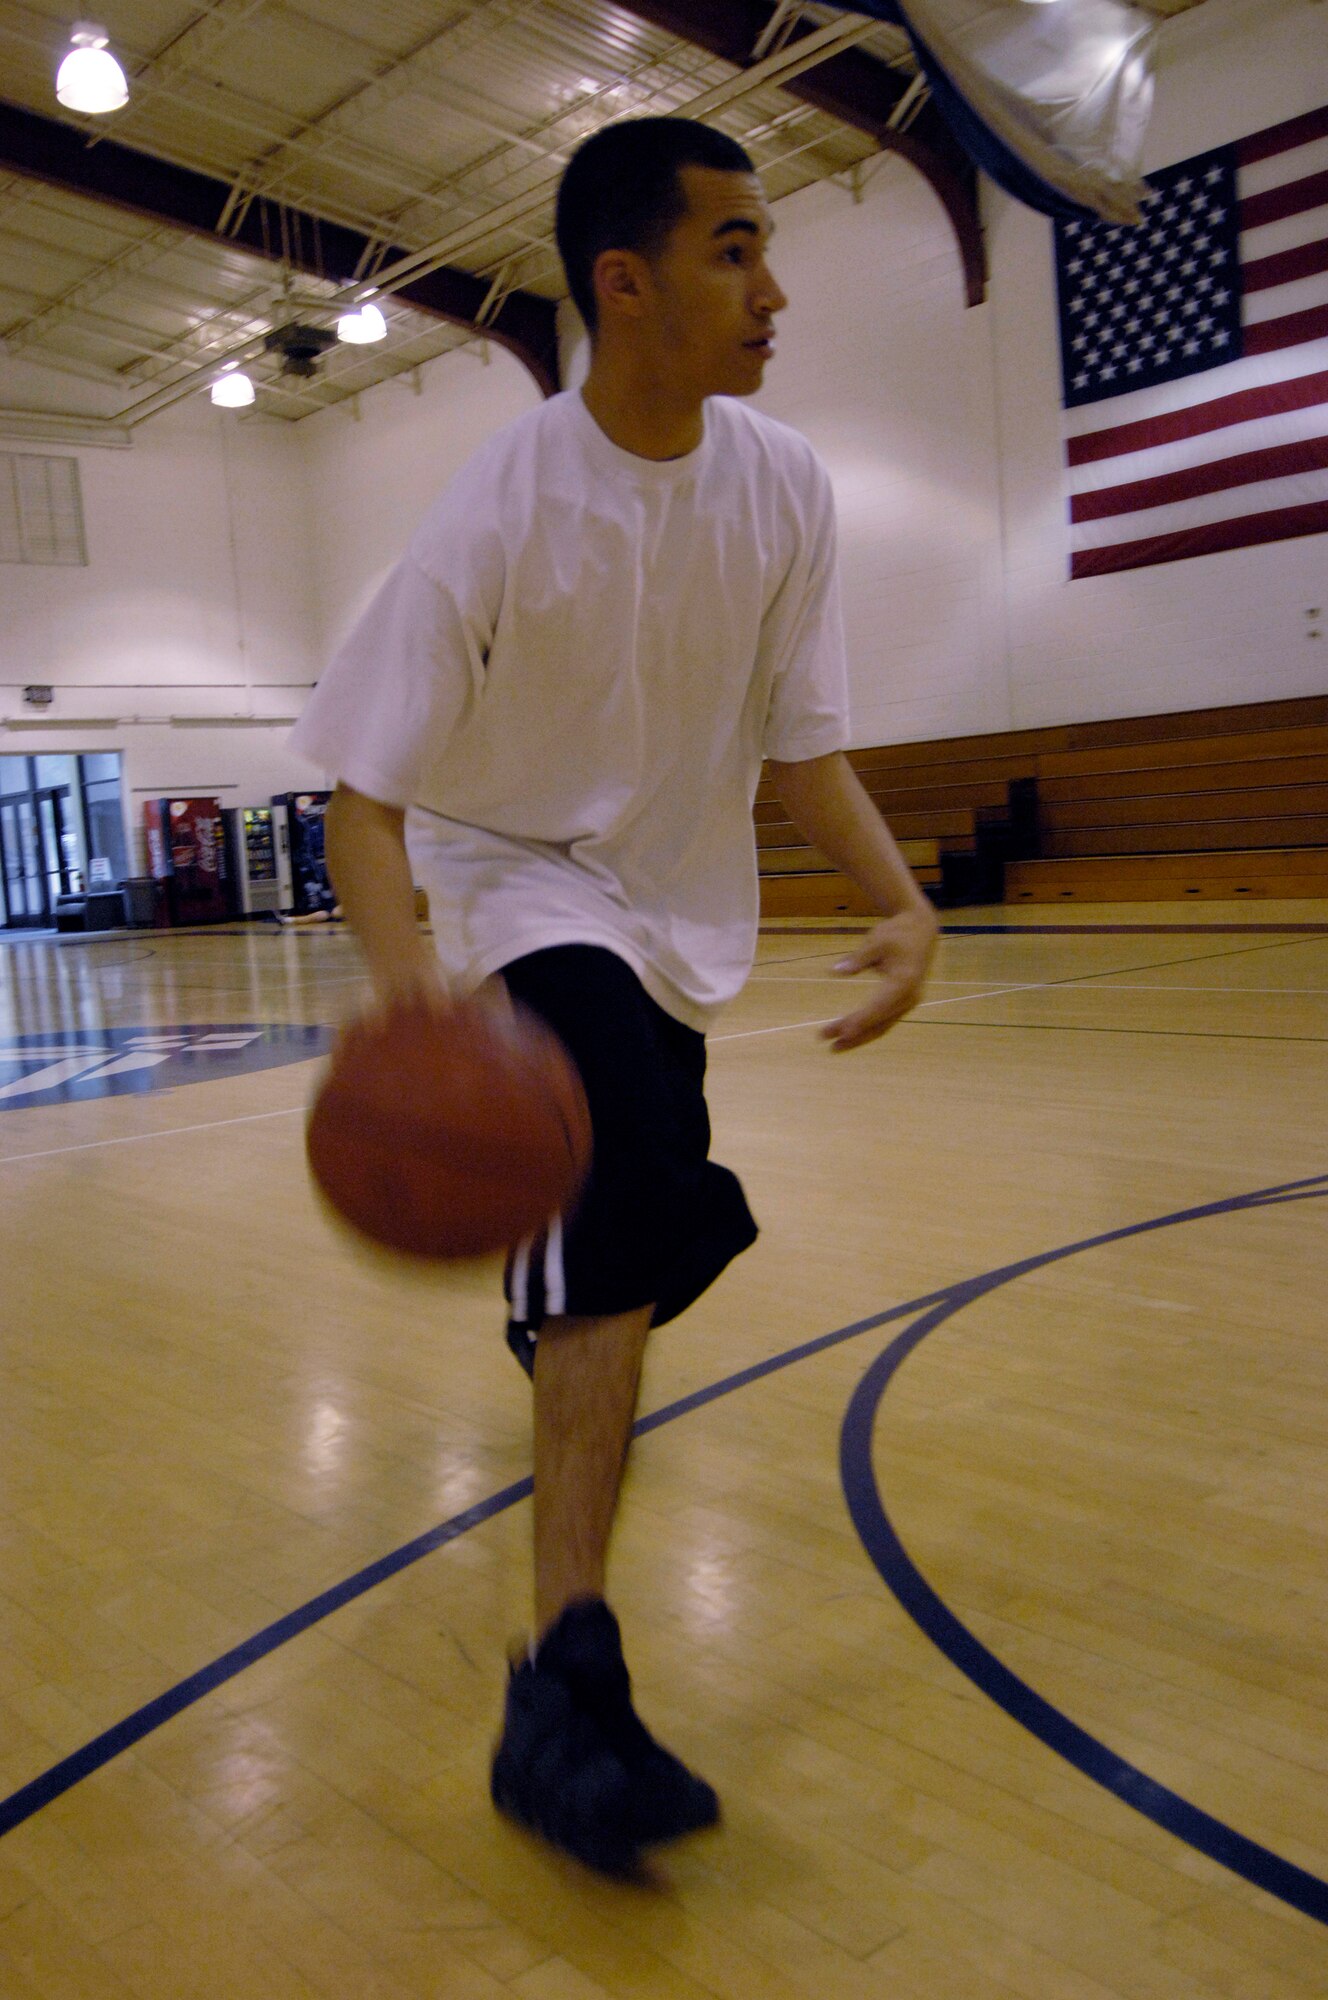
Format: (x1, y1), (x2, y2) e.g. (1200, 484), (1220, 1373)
(821, 905), (938, 1053)
(766, 752), (940, 1052)
(363, 958), (453, 1025)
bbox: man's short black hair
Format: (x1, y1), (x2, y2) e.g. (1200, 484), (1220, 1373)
(556, 117), (756, 335)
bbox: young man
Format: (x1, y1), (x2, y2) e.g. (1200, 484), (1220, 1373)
(290, 117), (937, 1875)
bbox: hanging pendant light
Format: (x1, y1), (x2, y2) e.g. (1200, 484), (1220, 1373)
(56, 23), (129, 114)
(210, 369), (256, 408)
(337, 295), (387, 345)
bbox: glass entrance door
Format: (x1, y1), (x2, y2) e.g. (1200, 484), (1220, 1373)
(0, 795), (48, 925)
(35, 787), (78, 904)
(1, 756), (96, 927)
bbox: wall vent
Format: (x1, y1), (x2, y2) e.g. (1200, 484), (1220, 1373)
(0, 453), (87, 566)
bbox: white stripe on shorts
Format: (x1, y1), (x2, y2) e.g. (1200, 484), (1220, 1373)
(545, 1212), (567, 1318)
(509, 1237), (531, 1322)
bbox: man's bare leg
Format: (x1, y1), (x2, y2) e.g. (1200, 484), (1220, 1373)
(532, 1305), (653, 1635)
(493, 1302), (721, 1869)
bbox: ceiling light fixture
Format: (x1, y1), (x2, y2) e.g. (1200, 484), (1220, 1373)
(55, 22), (128, 114)
(337, 296), (387, 345)
(210, 369), (255, 408)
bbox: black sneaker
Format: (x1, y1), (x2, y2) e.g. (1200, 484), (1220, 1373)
(490, 1646), (640, 1875)
(541, 1599), (721, 1845)
(490, 1599), (720, 1870)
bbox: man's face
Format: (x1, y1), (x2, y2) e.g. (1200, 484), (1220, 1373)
(641, 166), (787, 396)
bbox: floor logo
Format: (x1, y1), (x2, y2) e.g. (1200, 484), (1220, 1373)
(0, 1025), (333, 1109)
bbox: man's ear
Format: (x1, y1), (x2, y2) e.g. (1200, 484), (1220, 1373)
(593, 248), (652, 323)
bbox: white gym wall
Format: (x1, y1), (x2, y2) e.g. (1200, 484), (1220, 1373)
(2, 0), (1323, 833)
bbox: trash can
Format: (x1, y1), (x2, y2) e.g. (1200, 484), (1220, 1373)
(119, 877), (158, 928)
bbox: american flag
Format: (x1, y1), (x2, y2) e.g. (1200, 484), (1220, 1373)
(1054, 103), (1328, 580)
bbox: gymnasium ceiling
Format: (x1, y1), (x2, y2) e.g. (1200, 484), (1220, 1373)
(0, 0), (1210, 430)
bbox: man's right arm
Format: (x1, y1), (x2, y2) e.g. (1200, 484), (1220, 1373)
(324, 784), (447, 1010)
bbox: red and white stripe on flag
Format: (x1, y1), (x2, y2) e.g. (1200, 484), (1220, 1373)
(1065, 104), (1328, 579)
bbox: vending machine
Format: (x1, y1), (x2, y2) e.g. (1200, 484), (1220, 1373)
(142, 797), (230, 926)
(223, 805), (283, 918)
(271, 791), (337, 915)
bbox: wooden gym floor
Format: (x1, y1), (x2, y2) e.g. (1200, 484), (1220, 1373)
(0, 904), (1326, 1999)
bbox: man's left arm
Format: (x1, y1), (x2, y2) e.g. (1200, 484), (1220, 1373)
(767, 750), (939, 1053)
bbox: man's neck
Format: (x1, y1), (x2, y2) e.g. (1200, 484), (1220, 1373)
(579, 359), (705, 462)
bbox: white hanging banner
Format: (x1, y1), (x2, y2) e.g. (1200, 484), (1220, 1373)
(839, 0), (1162, 223)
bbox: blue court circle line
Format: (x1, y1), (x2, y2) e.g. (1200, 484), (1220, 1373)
(0, 1169), (1323, 1930)
(841, 1171), (1328, 1929)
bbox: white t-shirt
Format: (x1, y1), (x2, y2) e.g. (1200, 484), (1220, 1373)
(289, 388), (849, 1030)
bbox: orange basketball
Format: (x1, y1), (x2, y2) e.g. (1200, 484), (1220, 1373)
(306, 998), (593, 1260)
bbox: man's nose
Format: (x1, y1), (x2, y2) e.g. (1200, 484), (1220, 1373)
(755, 263), (788, 315)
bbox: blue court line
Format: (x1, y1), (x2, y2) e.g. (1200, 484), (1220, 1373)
(840, 1171), (1328, 1929)
(0, 1480), (532, 1839)
(0, 1299), (956, 1843)
(1, 1170), (1324, 1932)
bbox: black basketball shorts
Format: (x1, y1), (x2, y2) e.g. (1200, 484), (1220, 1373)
(500, 944), (758, 1339)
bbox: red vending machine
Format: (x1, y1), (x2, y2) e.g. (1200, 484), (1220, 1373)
(143, 797), (230, 926)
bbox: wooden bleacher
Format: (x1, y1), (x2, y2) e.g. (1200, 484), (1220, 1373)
(756, 694), (1328, 913)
